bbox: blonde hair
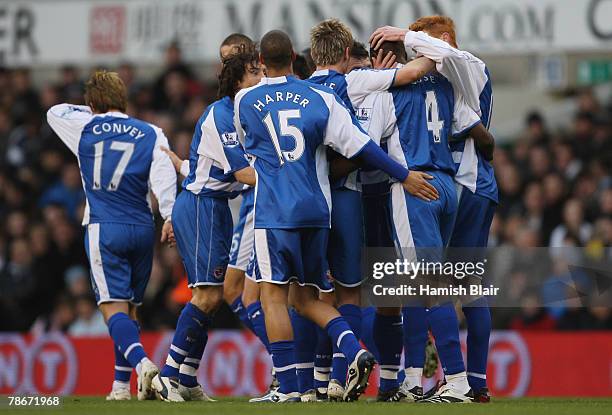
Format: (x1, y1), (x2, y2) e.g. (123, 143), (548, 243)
(310, 19), (353, 66)
(85, 70), (127, 113)
(410, 15), (458, 48)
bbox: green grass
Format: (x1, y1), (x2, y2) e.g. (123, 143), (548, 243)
(4, 397), (612, 415)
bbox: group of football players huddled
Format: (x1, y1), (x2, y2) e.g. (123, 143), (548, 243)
(47, 15), (497, 404)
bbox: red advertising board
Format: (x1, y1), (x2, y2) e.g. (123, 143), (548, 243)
(0, 331), (610, 397)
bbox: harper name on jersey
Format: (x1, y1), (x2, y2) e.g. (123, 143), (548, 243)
(234, 75), (371, 229)
(252, 91), (311, 112)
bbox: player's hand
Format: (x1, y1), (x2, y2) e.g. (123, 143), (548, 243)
(370, 26), (409, 50)
(161, 220), (176, 247)
(402, 171), (439, 201)
(373, 50), (396, 69)
(161, 147), (183, 174)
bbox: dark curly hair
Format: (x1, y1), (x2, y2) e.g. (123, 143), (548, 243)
(218, 51), (260, 100)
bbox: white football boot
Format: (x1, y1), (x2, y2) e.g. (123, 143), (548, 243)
(106, 388), (131, 401)
(343, 350), (376, 402)
(327, 379), (345, 401)
(300, 389), (317, 402)
(152, 374), (184, 402)
(179, 383), (216, 401)
(418, 382), (473, 403)
(137, 359), (159, 401)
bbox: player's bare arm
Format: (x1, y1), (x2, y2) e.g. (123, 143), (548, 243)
(369, 26), (408, 50)
(330, 155), (362, 181)
(161, 146), (183, 173)
(161, 146), (256, 186)
(392, 56), (435, 86)
(467, 123), (495, 161)
(160, 221), (175, 247)
(372, 50), (397, 70)
(368, 27), (435, 85)
(234, 167), (256, 186)
(403, 171), (439, 202)
(331, 150), (438, 201)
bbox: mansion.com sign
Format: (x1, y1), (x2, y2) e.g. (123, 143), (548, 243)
(0, 0), (611, 66)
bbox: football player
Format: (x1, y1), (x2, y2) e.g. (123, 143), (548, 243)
(47, 71), (177, 401)
(152, 52), (262, 402)
(370, 15), (496, 403)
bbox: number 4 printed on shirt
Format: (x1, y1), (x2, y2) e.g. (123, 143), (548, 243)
(425, 90), (444, 143)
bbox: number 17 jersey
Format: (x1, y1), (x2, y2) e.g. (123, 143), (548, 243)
(47, 104), (176, 226)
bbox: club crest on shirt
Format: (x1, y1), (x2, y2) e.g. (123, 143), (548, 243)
(213, 266), (226, 280)
(220, 132), (239, 147)
(355, 107), (372, 122)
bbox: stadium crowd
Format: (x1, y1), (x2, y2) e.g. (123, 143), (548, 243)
(0, 44), (611, 334)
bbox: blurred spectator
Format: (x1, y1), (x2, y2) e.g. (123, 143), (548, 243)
(39, 163), (85, 221)
(0, 238), (39, 330)
(30, 294), (75, 336)
(522, 110), (550, 145)
(11, 69), (41, 125)
(509, 294), (557, 330)
(57, 65), (84, 104)
(152, 42), (202, 115)
(550, 199), (593, 247)
(68, 296), (107, 337)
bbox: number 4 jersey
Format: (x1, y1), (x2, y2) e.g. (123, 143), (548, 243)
(47, 104), (177, 226)
(377, 74), (481, 174)
(234, 76), (372, 229)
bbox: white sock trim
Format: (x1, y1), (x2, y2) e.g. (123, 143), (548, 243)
(296, 362), (314, 369)
(170, 344), (188, 356)
(336, 330), (351, 348)
(332, 353), (344, 358)
(445, 371), (468, 382)
(405, 367), (423, 377)
(314, 371), (330, 381)
(123, 342), (142, 358)
(114, 365), (132, 372)
(467, 372), (487, 380)
(274, 363), (297, 372)
(184, 357), (201, 365)
(165, 355), (180, 369)
(380, 369), (399, 380)
(179, 364), (197, 376)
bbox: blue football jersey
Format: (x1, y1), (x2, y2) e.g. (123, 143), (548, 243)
(403, 31), (498, 202)
(47, 104), (176, 226)
(386, 74), (458, 174)
(234, 76), (371, 229)
(307, 68), (397, 190)
(450, 67), (497, 202)
(181, 96), (250, 198)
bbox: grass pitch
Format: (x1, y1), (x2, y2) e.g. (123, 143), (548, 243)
(5, 397), (612, 415)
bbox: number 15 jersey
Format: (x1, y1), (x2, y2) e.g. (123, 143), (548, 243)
(234, 76), (372, 229)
